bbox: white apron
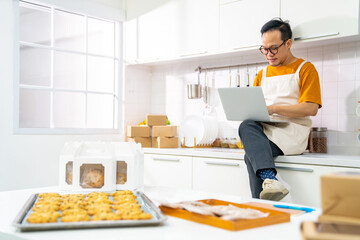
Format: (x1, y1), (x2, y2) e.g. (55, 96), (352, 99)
(261, 60), (312, 155)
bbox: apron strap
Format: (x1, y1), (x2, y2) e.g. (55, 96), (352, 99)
(261, 66), (268, 85)
(295, 60), (308, 84)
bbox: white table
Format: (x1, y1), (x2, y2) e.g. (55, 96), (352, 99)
(0, 186), (321, 240)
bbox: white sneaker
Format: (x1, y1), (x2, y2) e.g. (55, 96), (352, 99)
(260, 179), (289, 201)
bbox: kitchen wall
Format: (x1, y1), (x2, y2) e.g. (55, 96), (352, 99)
(125, 41), (360, 152)
(0, 0), (125, 191)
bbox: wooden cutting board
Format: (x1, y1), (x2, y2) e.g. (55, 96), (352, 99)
(159, 199), (290, 231)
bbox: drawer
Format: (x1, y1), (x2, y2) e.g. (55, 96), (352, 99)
(144, 154), (192, 189)
(192, 157), (251, 197)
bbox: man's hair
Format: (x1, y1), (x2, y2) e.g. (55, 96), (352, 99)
(260, 18), (292, 41)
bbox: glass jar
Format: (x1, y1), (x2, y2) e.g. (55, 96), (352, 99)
(309, 127), (327, 153)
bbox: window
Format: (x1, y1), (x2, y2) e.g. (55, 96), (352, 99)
(15, 1), (122, 134)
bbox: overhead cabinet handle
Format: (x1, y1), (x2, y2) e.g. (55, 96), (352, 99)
(275, 165), (314, 172)
(294, 32), (339, 41)
(204, 160), (240, 166)
(152, 157), (180, 162)
(179, 51), (208, 57)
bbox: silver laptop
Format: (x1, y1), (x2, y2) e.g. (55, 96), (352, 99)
(218, 87), (288, 123)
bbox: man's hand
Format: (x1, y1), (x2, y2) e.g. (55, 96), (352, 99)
(267, 102), (319, 118)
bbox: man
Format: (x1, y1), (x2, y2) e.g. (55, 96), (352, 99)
(238, 18), (322, 201)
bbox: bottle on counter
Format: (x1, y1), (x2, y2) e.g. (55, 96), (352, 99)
(309, 127), (327, 153)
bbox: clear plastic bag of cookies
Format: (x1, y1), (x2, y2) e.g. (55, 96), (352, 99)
(80, 164), (105, 188)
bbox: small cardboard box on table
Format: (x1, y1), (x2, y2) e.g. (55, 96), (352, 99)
(59, 141), (144, 192)
(319, 171), (360, 225)
(153, 137), (179, 148)
(152, 125), (178, 137)
(127, 125), (150, 137)
(126, 125), (151, 147)
(146, 114), (167, 126)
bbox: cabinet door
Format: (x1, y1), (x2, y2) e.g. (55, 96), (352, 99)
(174, 0), (218, 57)
(193, 157), (251, 197)
(137, 1), (178, 61)
(124, 18), (137, 63)
(275, 163), (360, 207)
(281, 0), (359, 41)
(219, 0), (280, 51)
(144, 154), (192, 189)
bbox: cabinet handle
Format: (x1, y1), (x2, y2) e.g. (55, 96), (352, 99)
(275, 165), (314, 172)
(294, 32), (339, 41)
(135, 57), (160, 62)
(204, 160), (240, 166)
(233, 45), (259, 50)
(152, 157), (180, 162)
(179, 51), (208, 57)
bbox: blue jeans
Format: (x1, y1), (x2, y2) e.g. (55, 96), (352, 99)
(238, 120), (284, 198)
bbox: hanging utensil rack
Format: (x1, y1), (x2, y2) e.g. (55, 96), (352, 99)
(194, 61), (267, 74)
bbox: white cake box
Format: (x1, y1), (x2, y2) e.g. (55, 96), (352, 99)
(59, 141), (144, 191)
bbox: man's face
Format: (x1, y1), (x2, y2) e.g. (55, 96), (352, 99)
(261, 30), (290, 66)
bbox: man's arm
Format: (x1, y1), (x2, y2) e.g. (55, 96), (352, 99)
(267, 102), (319, 118)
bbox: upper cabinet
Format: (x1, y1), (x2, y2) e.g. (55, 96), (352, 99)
(281, 0), (360, 41)
(125, 0), (360, 65)
(174, 0), (219, 58)
(125, 0), (218, 63)
(219, 0), (280, 51)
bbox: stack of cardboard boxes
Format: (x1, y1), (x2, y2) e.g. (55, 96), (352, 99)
(127, 114), (178, 148)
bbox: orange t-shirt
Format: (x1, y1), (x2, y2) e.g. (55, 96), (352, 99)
(254, 58), (322, 108)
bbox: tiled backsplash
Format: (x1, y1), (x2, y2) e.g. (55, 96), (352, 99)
(125, 41), (360, 148)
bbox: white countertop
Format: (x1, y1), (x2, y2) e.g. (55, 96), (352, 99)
(0, 186), (320, 240)
(143, 148), (360, 168)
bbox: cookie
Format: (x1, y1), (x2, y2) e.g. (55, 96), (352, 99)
(91, 212), (121, 221)
(38, 193), (61, 199)
(62, 208), (88, 216)
(27, 212), (60, 223)
(111, 190), (133, 196)
(82, 169), (104, 188)
(60, 214), (90, 222)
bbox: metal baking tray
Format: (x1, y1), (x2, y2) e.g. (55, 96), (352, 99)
(13, 190), (167, 231)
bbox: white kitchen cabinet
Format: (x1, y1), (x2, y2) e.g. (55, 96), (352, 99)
(137, 1), (178, 61)
(144, 154), (192, 189)
(192, 157), (251, 197)
(174, 0), (218, 58)
(135, 0), (218, 62)
(219, 0), (280, 51)
(275, 163), (360, 207)
(124, 18), (137, 64)
(281, 0), (360, 41)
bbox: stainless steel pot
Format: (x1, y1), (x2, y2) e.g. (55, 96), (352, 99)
(187, 84), (202, 99)
(187, 68), (202, 99)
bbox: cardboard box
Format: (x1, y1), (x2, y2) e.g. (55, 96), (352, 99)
(146, 114), (167, 126)
(319, 172), (360, 224)
(153, 137), (178, 148)
(127, 125), (150, 137)
(127, 137), (152, 148)
(152, 126), (177, 137)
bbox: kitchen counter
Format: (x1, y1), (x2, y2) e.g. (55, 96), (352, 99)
(143, 148), (360, 168)
(0, 186), (320, 240)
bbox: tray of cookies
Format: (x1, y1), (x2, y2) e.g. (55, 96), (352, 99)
(13, 190), (166, 231)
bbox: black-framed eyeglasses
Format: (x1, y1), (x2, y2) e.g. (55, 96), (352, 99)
(259, 40), (287, 55)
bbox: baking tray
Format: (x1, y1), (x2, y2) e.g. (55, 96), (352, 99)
(159, 199), (290, 231)
(13, 191), (166, 231)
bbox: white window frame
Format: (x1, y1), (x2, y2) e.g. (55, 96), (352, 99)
(13, 0), (124, 134)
